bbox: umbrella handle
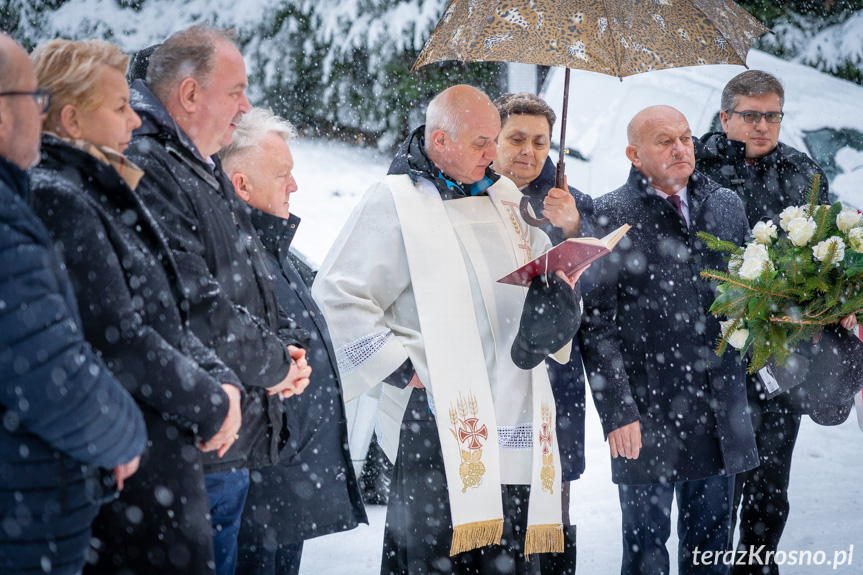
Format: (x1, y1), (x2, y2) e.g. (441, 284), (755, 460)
(519, 196), (549, 227)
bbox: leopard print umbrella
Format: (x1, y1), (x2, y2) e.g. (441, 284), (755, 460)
(413, 0), (769, 225)
(413, 0), (768, 76)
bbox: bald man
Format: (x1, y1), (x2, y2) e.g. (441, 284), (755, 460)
(0, 33), (146, 575)
(313, 85), (586, 574)
(579, 106), (758, 575)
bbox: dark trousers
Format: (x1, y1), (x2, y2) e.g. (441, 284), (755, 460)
(730, 412), (802, 575)
(382, 390), (571, 575)
(618, 475), (735, 575)
(237, 539), (303, 575)
(206, 469), (250, 575)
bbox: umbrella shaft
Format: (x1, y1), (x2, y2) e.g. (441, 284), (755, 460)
(556, 68), (570, 189)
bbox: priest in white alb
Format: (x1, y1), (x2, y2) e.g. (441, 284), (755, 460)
(312, 85), (588, 575)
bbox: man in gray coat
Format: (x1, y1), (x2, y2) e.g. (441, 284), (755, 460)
(581, 105), (758, 575)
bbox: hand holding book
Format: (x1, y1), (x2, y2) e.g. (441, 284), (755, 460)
(498, 223), (631, 287)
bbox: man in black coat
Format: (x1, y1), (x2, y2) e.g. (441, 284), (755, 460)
(695, 70), (861, 575)
(125, 25), (310, 575)
(580, 105), (758, 575)
(220, 107), (367, 575)
(0, 32), (146, 575)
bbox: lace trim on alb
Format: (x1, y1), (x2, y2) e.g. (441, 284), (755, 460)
(497, 423), (533, 450)
(336, 330), (394, 376)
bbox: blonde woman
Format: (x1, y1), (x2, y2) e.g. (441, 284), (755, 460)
(29, 39), (241, 575)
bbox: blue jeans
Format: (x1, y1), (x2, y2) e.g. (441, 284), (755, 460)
(619, 475), (735, 575)
(206, 469), (250, 575)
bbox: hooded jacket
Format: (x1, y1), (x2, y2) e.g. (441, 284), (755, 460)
(126, 80), (291, 472)
(695, 132), (829, 228)
(521, 156), (599, 481)
(29, 134), (250, 572)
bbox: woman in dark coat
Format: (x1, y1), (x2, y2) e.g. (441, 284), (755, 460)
(29, 39), (242, 575)
(492, 92), (601, 485)
(490, 93), (602, 569)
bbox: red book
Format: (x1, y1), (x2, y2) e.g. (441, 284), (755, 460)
(497, 224), (631, 286)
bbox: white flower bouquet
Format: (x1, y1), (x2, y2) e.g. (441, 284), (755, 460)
(699, 177), (863, 372)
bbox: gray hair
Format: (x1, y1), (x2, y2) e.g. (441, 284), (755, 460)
(721, 70), (785, 112)
(219, 107), (296, 170)
(424, 84), (491, 144)
(147, 24), (239, 101)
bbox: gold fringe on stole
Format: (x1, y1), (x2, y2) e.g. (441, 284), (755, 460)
(524, 524), (564, 558)
(449, 519), (504, 556)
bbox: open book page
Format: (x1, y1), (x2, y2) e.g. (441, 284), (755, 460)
(498, 223), (631, 286)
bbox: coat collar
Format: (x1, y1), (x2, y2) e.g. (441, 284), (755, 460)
(388, 125), (499, 200)
(626, 165), (719, 225)
(697, 131), (782, 168)
(524, 156), (557, 196)
(250, 207), (301, 260)
(0, 154), (29, 201)
(130, 79), (210, 167)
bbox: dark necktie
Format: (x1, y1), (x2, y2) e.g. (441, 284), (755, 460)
(666, 194), (686, 226)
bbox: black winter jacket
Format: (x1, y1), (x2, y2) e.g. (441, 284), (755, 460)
(29, 136), (240, 573)
(580, 167), (758, 485)
(0, 154), (146, 575)
(695, 132), (830, 228)
(30, 135), (238, 439)
(241, 209), (368, 544)
(127, 81), (292, 472)
(694, 132), (860, 418)
(521, 156), (600, 481)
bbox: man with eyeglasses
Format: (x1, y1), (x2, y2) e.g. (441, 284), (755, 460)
(0, 32), (146, 575)
(696, 71), (839, 575)
(696, 70), (829, 227)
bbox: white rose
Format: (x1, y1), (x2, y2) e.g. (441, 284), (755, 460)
(727, 328), (750, 349)
(837, 208), (862, 232)
(812, 236), (846, 266)
(737, 242), (770, 280)
(786, 217), (817, 247)
(849, 228), (863, 253)
(719, 319), (749, 349)
(752, 221), (777, 245)
(779, 206), (808, 231)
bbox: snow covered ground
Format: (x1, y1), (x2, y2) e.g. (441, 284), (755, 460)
(287, 139), (863, 575)
(301, 409), (863, 575)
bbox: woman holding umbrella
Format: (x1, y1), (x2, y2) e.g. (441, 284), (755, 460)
(492, 93), (597, 248)
(492, 91), (601, 568)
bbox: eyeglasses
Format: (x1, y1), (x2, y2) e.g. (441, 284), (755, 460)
(728, 110), (784, 124)
(0, 90), (51, 114)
